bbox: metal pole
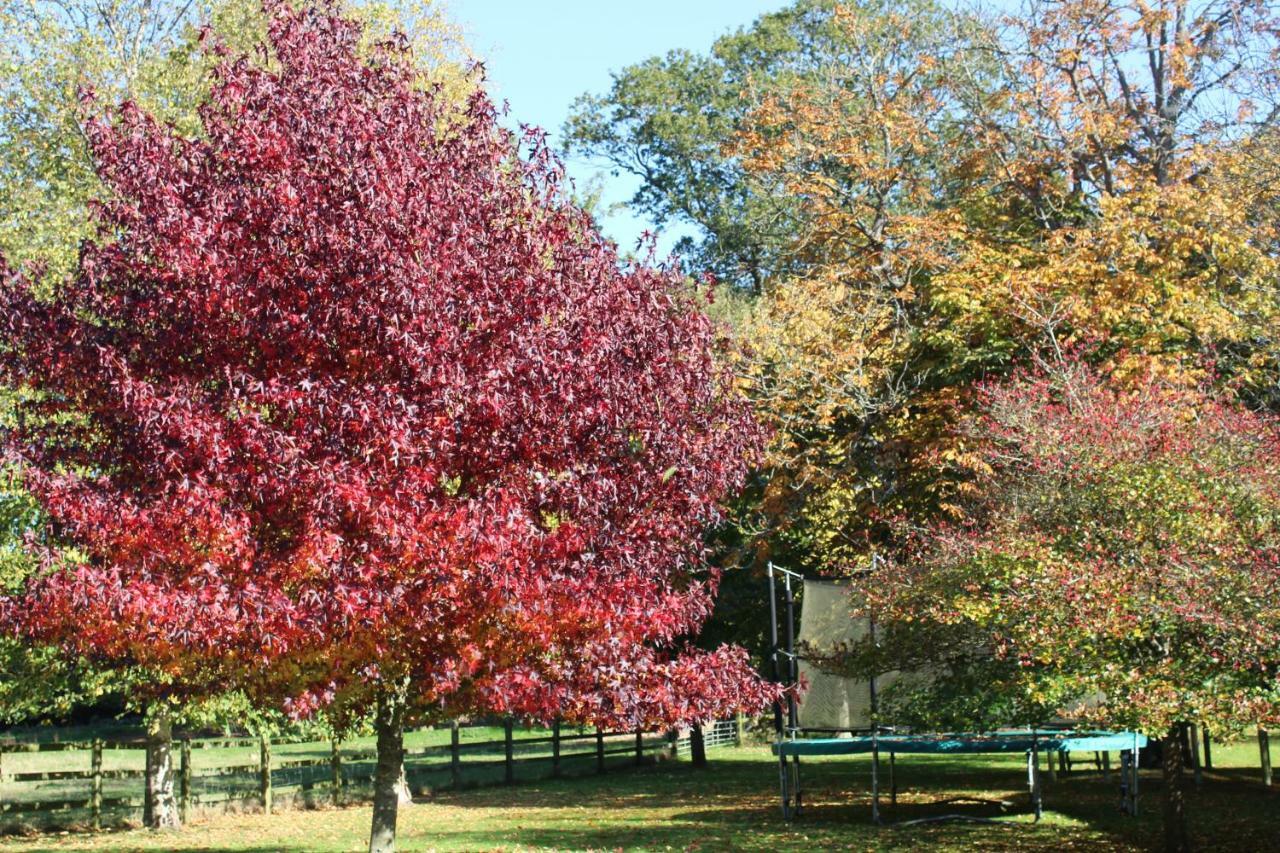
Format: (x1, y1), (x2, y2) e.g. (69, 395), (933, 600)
(1131, 734), (1140, 815)
(784, 575), (798, 735)
(1119, 750), (1131, 815)
(868, 623), (878, 721)
(1030, 732), (1042, 821)
(871, 728), (881, 825)
(889, 751), (897, 811)
(779, 743), (791, 820)
(792, 755), (802, 816)
(767, 563), (783, 737)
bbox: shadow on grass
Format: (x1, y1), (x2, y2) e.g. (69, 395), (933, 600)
(3, 751), (1276, 852)
(420, 751), (1278, 852)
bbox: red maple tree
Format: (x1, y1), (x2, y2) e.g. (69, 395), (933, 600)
(0, 3), (776, 847)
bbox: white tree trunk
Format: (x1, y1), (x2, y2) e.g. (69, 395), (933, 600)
(145, 711), (180, 829)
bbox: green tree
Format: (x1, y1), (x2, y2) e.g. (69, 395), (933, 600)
(564, 0), (861, 293)
(0, 0), (470, 282)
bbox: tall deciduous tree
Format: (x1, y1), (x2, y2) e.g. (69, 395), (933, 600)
(564, 0), (936, 293)
(861, 363), (1280, 851)
(0, 0), (471, 827)
(0, 3), (776, 849)
(739, 0), (1280, 577)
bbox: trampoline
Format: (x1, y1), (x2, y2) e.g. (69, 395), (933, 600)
(767, 563), (1149, 825)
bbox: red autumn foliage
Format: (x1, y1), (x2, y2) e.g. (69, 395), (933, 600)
(868, 361), (1280, 732)
(0, 1), (777, 729)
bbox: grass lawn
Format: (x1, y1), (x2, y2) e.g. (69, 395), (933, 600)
(0, 743), (1276, 852)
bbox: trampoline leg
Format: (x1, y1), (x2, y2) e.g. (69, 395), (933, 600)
(792, 756), (803, 817)
(1028, 747), (1043, 822)
(871, 741), (881, 825)
(778, 751), (791, 820)
(889, 752), (897, 811)
(1119, 750), (1132, 816)
(1130, 746), (1139, 816)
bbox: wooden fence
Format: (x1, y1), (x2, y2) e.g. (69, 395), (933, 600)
(0, 720), (714, 832)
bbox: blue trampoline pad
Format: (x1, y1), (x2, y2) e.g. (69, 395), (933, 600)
(774, 730), (1147, 757)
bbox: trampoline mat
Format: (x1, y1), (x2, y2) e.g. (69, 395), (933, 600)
(774, 730), (1148, 757)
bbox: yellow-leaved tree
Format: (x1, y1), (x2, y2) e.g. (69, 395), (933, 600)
(739, 0), (1280, 574)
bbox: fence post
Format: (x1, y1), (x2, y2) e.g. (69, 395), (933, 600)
(635, 728), (643, 766)
(259, 734), (272, 814)
(1189, 723), (1202, 787)
(90, 738), (103, 831)
(504, 718), (514, 785)
(596, 727), (605, 773)
(180, 737), (191, 823)
(552, 720), (562, 778)
(143, 737), (153, 827)
(1260, 728), (1273, 787)
(450, 721), (461, 789)
(330, 738), (342, 805)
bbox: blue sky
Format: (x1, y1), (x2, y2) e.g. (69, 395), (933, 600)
(452, 0), (788, 252)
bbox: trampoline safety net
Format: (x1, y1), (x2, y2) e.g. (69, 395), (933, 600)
(795, 579), (900, 730)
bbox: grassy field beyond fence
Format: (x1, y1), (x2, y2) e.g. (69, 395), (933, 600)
(0, 720), (702, 834)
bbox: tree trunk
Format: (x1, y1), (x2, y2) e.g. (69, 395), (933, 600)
(145, 712), (180, 829)
(369, 693), (406, 853)
(1162, 726), (1191, 853)
(690, 724), (708, 768)
(395, 755), (413, 804)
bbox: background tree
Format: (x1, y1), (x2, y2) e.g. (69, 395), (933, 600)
(738, 0), (1280, 577)
(735, 0), (991, 574)
(0, 3), (776, 850)
(858, 363), (1280, 851)
(0, 0), (471, 281)
(564, 0), (876, 293)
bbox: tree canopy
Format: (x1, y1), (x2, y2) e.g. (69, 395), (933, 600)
(0, 3), (777, 847)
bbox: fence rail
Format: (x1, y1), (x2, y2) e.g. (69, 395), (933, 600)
(0, 720), (733, 833)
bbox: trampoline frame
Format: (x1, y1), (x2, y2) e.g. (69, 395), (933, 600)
(766, 563), (1146, 825)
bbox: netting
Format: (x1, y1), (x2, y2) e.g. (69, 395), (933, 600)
(795, 579), (879, 730)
